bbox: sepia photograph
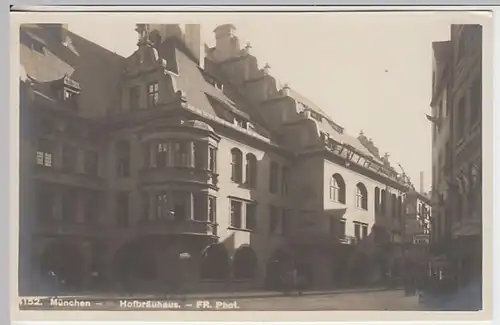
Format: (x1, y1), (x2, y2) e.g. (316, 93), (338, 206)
(11, 7), (492, 321)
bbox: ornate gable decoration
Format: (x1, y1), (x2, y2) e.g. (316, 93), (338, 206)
(124, 24), (167, 77)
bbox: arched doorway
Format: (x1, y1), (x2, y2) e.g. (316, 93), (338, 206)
(349, 252), (369, 286)
(332, 253), (350, 288)
(39, 241), (85, 293)
(113, 240), (159, 293)
(200, 243), (230, 280)
(265, 249), (293, 290)
(232, 246), (258, 280)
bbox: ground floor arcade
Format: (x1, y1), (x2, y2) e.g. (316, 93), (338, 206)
(23, 234), (408, 295)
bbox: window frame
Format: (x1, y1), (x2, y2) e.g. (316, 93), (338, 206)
(147, 81), (159, 107)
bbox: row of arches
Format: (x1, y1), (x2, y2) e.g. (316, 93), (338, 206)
(231, 148), (257, 187)
(37, 241), (261, 292)
(329, 174), (368, 210)
(374, 187), (403, 219)
(329, 173), (404, 218)
(200, 244), (258, 280)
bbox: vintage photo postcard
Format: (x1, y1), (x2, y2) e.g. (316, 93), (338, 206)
(10, 7), (493, 323)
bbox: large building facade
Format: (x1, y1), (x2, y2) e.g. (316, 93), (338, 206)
(429, 24), (482, 290)
(19, 23), (431, 295)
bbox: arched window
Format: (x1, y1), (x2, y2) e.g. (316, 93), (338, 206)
(231, 148), (243, 183)
(374, 187), (380, 212)
(381, 189), (387, 214)
(330, 174), (346, 204)
(397, 196), (403, 219)
(200, 244), (230, 280)
(392, 194), (398, 218)
(245, 154), (257, 188)
(232, 246), (258, 280)
(355, 183), (368, 210)
(269, 161), (279, 193)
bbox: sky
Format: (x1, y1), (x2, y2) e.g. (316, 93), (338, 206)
(67, 12), (469, 193)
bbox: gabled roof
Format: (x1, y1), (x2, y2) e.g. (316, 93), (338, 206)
(20, 24), (125, 118)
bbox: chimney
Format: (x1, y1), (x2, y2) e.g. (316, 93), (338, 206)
(184, 24), (203, 67)
(213, 24), (240, 61)
(420, 171), (424, 193)
(147, 24), (203, 67)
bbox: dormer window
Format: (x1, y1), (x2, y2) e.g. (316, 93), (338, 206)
(53, 75), (81, 109)
(64, 89), (78, 100)
(215, 82), (224, 91)
(129, 85), (140, 110)
(147, 81), (159, 107)
(310, 111), (322, 122)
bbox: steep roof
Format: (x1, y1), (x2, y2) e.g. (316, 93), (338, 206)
(170, 46), (271, 137)
(19, 24), (125, 119)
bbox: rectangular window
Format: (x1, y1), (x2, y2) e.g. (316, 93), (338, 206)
(147, 82), (159, 107)
(84, 150), (99, 176)
(36, 138), (54, 167)
(269, 205), (279, 234)
(281, 208), (289, 235)
(193, 142), (205, 169)
(208, 147), (217, 172)
(62, 145), (77, 172)
(38, 188), (55, 222)
(354, 223), (361, 240)
(230, 200), (243, 228)
(192, 193), (205, 221)
(173, 141), (189, 166)
(281, 166), (289, 195)
(84, 191), (99, 225)
(269, 162), (279, 193)
(116, 140), (131, 177)
(246, 203), (257, 231)
(172, 192), (188, 222)
(362, 224), (368, 238)
(61, 189), (77, 224)
(142, 193), (150, 221)
(116, 192), (129, 227)
(156, 142), (168, 167)
(129, 85), (140, 110)
(339, 219), (346, 238)
(155, 193), (171, 220)
(208, 196), (217, 223)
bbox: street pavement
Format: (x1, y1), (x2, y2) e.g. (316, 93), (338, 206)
(228, 289), (422, 311)
(37, 288), (422, 311)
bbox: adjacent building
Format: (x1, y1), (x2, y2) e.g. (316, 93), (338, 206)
(19, 23), (431, 295)
(429, 24), (482, 289)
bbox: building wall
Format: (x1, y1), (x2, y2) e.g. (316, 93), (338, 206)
(20, 23), (433, 294)
(430, 44), (453, 246)
(323, 159), (403, 240)
(449, 24), (482, 238)
(214, 135), (290, 275)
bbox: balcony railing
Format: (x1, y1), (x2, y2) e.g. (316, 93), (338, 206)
(138, 166), (219, 187)
(32, 164), (105, 190)
(287, 229), (358, 247)
(34, 220), (102, 237)
(338, 235), (358, 245)
(136, 219), (218, 236)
